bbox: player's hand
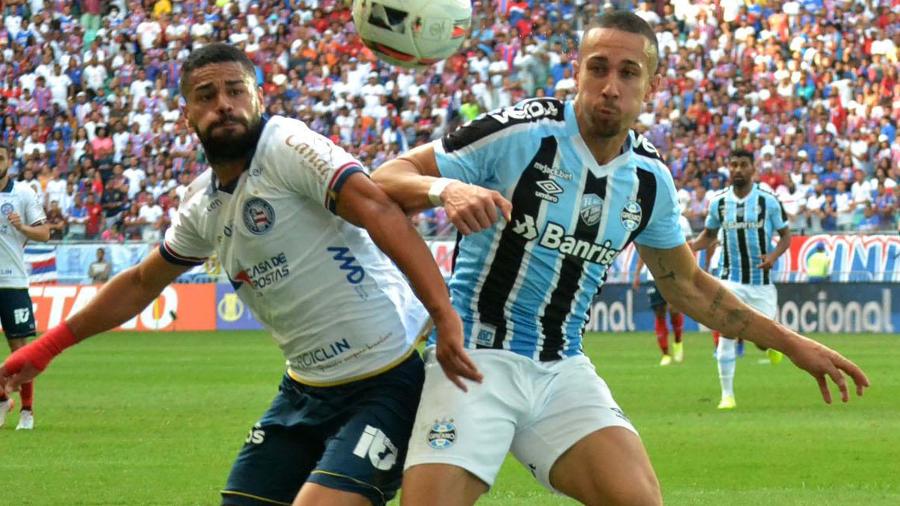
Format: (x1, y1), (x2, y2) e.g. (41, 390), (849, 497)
(757, 253), (777, 270)
(434, 312), (483, 392)
(0, 348), (44, 393)
(785, 335), (869, 404)
(441, 181), (512, 235)
(7, 211), (22, 230)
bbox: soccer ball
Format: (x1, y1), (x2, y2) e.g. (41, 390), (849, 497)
(352, 0), (472, 69)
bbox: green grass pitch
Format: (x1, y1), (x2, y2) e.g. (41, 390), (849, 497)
(2, 331), (898, 505)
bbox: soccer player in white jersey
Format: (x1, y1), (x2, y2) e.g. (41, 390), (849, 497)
(373, 12), (868, 506)
(0, 44), (480, 506)
(691, 149), (792, 410)
(0, 142), (50, 431)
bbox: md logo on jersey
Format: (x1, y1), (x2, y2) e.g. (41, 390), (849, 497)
(580, 194), (604, 226)
(535, 180), (563, 203)
(242, 197), (275, 235)
(427, 419), (457, 449)
(620, 200), (642, 231)
(327, 247), (366, 284)
(1, 203), (13, 215)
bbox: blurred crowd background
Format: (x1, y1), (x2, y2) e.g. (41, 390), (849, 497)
(0, 0), (897, 244)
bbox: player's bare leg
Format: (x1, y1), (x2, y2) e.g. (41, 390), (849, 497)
(400, 464), (487, 506)
(291, 483), (373, 506)
(6, 337), (34, 429)
(549, 427), (661, 506)
(653, 305), (671, 366)
(670, 310), (684, 363)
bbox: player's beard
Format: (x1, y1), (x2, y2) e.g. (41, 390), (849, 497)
(195, 114), (264, 165)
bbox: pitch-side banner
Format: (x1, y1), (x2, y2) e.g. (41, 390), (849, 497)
(23, 284), (216, 332)
(589, 282), (898, 334)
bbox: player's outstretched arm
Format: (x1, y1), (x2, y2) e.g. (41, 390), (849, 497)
(335, 172), (483, 391)
(639, 243), (869, 404)
(371, 143), (511, 235)
(0, 249), (190, 392)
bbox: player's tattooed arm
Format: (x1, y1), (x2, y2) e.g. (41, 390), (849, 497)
(639, 243), (869, 404)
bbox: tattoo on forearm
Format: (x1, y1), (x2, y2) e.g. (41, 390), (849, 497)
(655, 257), (676, 281)
(708, 287), (725, 318)
(708, 286), (752, 336)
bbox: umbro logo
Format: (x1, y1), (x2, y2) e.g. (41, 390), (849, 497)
(535, 180), (563, 203)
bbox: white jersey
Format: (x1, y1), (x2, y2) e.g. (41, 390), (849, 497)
(162, 115), (429, 386)
(0, 178), (47, 288)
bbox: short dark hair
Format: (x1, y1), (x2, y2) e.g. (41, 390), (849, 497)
(730, 149), (754, 163)
(583, 11), (659, 74)
(179, 43), (256, 97)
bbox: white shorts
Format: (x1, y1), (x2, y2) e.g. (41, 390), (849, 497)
(404, 347), (637, 491)
(722, 280), (778, 319)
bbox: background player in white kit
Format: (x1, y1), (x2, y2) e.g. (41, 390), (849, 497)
(0, 44), (480, 506)
(0, 142), (50, 431)
(692, 149), (793, 409)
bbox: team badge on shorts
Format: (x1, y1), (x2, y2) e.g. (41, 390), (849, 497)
(242, 197), (276, 235)
(620, 200), (642, 231)
(427, 419), (457, 449)
(1, 203), (13, 215)
(580, 193), (604, 226)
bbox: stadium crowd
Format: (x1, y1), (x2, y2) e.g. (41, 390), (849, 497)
(0, 0), (897, 243)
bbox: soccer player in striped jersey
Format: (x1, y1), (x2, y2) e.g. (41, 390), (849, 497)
(1, 44), (479, 506)
(374, 11), (868, 506)
(692, 149), (792, 409)
(0, 142), (50, 431)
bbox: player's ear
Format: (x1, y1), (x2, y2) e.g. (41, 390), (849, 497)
(644, 73), (661, 101)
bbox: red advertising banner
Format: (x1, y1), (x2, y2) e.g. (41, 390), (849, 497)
(26, 284), (216, 333)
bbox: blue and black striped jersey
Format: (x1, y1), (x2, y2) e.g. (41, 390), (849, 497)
(431, 98), (685, 360)
(705, 184), (788, 285)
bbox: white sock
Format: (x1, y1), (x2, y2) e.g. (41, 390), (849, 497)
(717, 337), (737, 398)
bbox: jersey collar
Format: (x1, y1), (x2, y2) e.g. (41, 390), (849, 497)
(564, 101), (634, 177)
(0, 177), (13, 193)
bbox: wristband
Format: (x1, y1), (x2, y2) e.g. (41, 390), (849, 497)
(427, 178), (454, 207)
(3, 322), (78, 373)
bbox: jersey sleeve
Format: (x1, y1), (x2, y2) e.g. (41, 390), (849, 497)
(704, 195), (722, 230)
(24, 187), (46, 226)
(160, 203), (211, 267)
(634, 167), (686, 249)
(767, 193), (788, 231)
(261, 118), (366, 214)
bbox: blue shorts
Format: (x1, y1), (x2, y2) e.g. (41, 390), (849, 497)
(645, 282), (667, 309)
(221, 352), (424, 506)
(0, 288), (36, 340)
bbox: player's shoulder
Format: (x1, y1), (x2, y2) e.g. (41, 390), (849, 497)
(181, 169), (213, 209)
(755, 184), (782, 203)
(441, 97), (566, 153)
(630, 132), (665, 164)
(10, 180), (37, 199)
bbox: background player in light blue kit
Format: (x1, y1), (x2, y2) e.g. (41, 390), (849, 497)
(374, 11), (869, 506)
(692, 149), (793, 409)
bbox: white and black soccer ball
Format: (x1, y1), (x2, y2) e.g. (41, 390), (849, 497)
(352, 0), (472, 69)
